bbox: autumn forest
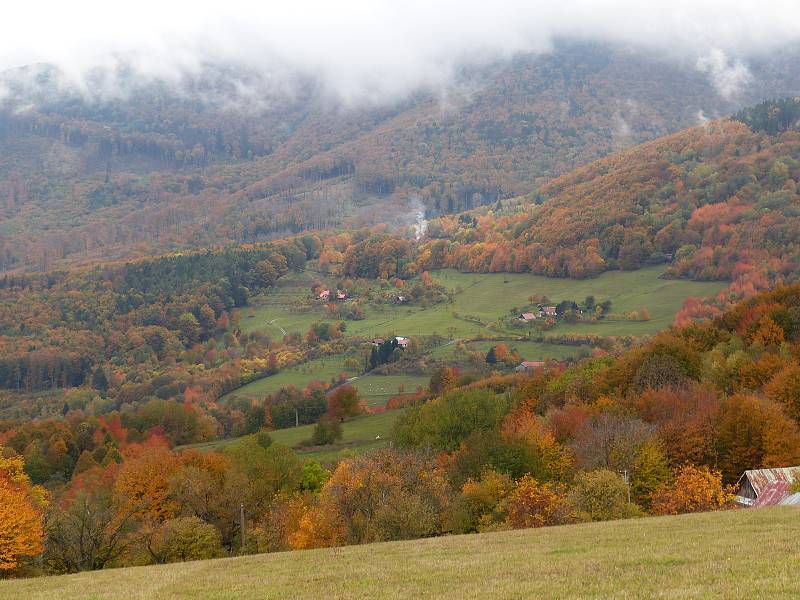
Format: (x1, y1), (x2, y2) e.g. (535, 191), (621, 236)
(1, 33), (800, 589)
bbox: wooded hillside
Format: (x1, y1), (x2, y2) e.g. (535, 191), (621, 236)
(2, 43), (800, 271)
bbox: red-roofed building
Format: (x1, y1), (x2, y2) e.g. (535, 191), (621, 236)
(515, 360), (546, 372)
(735, 466), (800, 507)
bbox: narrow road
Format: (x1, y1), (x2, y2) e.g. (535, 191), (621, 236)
(268, 318), (287, 336)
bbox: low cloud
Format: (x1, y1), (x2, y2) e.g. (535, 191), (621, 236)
(1, 1), (800, 104)
(696, 49), (753, 99)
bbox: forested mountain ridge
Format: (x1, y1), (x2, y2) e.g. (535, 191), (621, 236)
(391, 102), (800, 323)
(2, 42), (800, 272)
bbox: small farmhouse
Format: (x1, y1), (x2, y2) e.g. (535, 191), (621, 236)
(542, 306), (557, 317)
(370, 338), (385, 347)
(318, 289), (331, 301)
(735, 466), (800, 507)
(336, 290), (348, 301)
(517, 312), (537, 322)
(395, 295), (406, 304)
(395, 336), (410, 349)
(515, 360), (546, 372)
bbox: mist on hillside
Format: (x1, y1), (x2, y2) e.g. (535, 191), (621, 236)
(3, 1), (800, 105)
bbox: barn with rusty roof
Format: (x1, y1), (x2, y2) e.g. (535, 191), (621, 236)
(735, 466), (800, 507)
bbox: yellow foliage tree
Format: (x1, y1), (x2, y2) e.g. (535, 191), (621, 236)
(650, 465), (734, 515)
(503, 476), (566, 529)
(752, 316), (785, 348)
(0, 450), (48, 573)
(501, 409), (574, 481)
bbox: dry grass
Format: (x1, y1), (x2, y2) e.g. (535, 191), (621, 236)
(2, 507), (799, 599)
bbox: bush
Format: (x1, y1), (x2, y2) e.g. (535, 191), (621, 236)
(149, 517), (223, 564)
(650, 465), (734, 515)
(290, 449), (450, 548)
(565, 470), (643, 522)
(393, 389), (510, 452)
(446, 470), (513, 534)
(504, 476), (567, 529)
(309, 417), (342, 446)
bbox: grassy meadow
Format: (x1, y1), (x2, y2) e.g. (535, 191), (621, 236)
(4, 506), (798, 599)
(243, 267), (725, 341)
(227, 266), (724, 400)
(180, 410), (402, 463)
(349, 374), (429, 406)
(221, 354), (351, 401)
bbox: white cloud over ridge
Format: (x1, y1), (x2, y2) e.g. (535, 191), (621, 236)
(1, 1), (800, 102)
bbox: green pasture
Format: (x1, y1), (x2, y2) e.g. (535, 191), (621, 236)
(181, 410), (403, 464)
(243, 266), (724, 342)
(221, 355), (350, 402)
(226, 266), (723, 401)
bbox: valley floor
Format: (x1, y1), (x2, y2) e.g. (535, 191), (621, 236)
(3, 507), (797, 599)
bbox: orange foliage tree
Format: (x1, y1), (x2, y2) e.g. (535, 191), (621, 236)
(650, 465), (734, 515)
(113, 441), (180, 523)
(503, 476), (566, 529)
(0, 450), (47, 574)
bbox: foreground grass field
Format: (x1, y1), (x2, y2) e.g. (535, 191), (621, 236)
(4, 507), (798, 599)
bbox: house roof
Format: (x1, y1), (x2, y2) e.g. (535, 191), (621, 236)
(519, 312), (536, 320)
(779, 492), (800, 506)
(517, 361), (545, 370)
(753, 481), (793, 507)
(738, 466), (800, 497)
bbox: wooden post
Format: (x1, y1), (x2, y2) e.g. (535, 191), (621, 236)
(240, 502), (246, 552)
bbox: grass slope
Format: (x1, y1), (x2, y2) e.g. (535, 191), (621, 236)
(181, 410), (402, 463)
(4, 507), (798, 599)
(229, 267), (724, 400)
(246, 267), (724, 341)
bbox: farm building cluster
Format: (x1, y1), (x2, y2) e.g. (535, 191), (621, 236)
(371, 336), (410, 349)
(517, 306), (558, 322)
(317, 289), (348, 302)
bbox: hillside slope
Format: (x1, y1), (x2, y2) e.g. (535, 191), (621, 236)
(1, 507), (797, 599)
(413, 104), (800, 320)
(2, 42), (800, 271)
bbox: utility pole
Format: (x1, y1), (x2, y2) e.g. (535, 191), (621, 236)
(622, 469), (631, 504)
(295, 408), (299, 428)
(240, 502), (246, 553)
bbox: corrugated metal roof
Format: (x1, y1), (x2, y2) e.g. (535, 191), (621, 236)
(738, 467), (800, 497)
(753, 481), (791, 507)
(778, 492), (800, 506)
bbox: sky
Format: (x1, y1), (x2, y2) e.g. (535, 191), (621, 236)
(2, 1), (800, 102)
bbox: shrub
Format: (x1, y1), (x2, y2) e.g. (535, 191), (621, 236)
(504, 476), (566, 529)
(309, 417), (343, 446)
(446, 470), (513, 534)
(149, 516), (223, 564)
(650, 465), (734, 515)
(566, 469), (643, 522)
